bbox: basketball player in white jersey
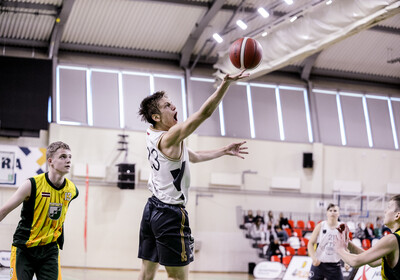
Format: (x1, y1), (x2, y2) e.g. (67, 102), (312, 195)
(137, 70), (249, 280)
(307, 203), (344, 280)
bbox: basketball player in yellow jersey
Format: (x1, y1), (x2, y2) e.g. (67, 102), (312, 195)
(0, 141), (78, 280)
(337, 195), (400, 280)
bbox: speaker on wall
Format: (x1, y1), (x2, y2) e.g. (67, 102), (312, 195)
(303, 153), (313, 168)
(116, 163), (135, 189)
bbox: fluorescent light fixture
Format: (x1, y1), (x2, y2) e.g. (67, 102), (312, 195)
(303, 89), (313, 143)
(388, 99), (399, 149)
(258, 7), (270, 18)
(279, 85), (304, 91)
(86, 70), (93, 126)
(246, 84), (256, 138)
(290, 16), (298, 22)
(362, 96), (373, 148)
(56, 66), (61, 123)
(213, 33), (223, 43)
(340, 91), (362, 98)
(284, 0), (293, 5)
(326, 0), (332, 5)
(219, 102), (226, 136)
(47, 96), (52, 123)
(181, 78), (188, 121)
(118, 72), (125, 129)
(336, 93), (347, 146)
(275, 87), (285, 141)
(58, 65), (87, 71)
(250, 82), (276, 89)
(236, 20), (247, 30)
(149, 75), (155, 95)
(190, 77), (215, 82)
(313, 89), (336, 95)
(262, 32), (268, 37)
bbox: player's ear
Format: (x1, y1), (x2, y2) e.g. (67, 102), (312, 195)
(151, 114), (160, 123)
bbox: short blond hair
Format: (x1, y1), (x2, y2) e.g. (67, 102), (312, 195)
(46, 141), (70, 160)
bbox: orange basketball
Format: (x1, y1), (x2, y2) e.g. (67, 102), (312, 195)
(229, 37), (263, 70)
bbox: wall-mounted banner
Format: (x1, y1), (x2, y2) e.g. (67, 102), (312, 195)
(0, 145), (47, 187)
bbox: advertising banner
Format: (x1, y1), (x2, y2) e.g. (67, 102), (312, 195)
(0, 145), (47, 187)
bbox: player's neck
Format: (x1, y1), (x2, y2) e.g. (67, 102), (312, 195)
(47, 171), (66, 188)
(326, 219), (338, 228)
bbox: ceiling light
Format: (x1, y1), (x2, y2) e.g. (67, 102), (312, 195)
(326, 0), (332, 4)
(236, 20), (247, 30)
(284, 0), (294, 5)
(262, 32), (268, 37)
(258, 7), (270, 18)
(213, 33), (223, 43)
(290, 15), (298, 22)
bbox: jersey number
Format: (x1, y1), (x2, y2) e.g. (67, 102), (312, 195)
(147, 147), (160, 171)
(147, 147), (185, 192)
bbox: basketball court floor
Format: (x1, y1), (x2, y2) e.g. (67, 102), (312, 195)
(0, 267), (255, 280)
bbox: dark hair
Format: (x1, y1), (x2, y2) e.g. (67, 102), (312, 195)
(391, 195), (400, 211)
(326, 203), (337, 211)
(46, 141), (70, 160)
(138, 91), (166, 126)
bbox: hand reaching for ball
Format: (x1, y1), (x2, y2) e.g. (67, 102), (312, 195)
(336, 223), (350, 249)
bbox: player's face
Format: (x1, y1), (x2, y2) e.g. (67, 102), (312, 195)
(384, 200), (400, 227)
(48, 148), (72, 175)
(157, 97), (178, 129)
(326, 206), (339, 220)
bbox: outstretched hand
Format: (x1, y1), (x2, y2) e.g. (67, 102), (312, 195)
(336, 223), (350, 250)
(223, 69), (250, 82)
(225, 141), (248, 159)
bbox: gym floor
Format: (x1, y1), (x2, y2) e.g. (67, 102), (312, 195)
(0, 267), (256, 280)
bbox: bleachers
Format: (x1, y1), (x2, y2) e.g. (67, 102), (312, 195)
(238, 207), (385, 265)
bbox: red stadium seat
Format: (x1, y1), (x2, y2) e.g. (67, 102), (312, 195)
(282, 256), (292, 267)
(271, 255), (281, 262)
(294, 228), (303, 237)
(288, 220), (295, 229)
(286, 246), (296, 256)
(300, 237), (309, 247)
(284, 228), (292, 237)
(362, 239), (371, 250)
(296, 220), (305, 229)
(307, 220), (315, 230)
(297, 247), (308, 256)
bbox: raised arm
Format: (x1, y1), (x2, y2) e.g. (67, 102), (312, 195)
(162, 71), (249, 148)
(0, 180), (31, 222)
(188, 141), (248, 163)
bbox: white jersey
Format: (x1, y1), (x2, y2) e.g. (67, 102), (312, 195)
(315, 221), (341, 263)
(146, 126), (191, 205)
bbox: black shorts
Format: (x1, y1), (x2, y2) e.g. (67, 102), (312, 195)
(138, 196), (194, 267)
(309, 262), (343, 280)
(10, 243), (61, 280)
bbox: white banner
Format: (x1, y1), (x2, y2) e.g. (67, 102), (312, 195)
(0, 152), (15, 184)
(0, 251), (10, 268)
(353, 265), (382, 280)
(283, 256), (313, 280)
(0, 145), (47, 188)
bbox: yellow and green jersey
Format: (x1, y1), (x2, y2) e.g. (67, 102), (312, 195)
(12, 172), (78, 249)
(382, 228), (400, 280)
